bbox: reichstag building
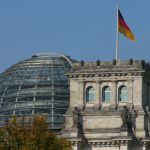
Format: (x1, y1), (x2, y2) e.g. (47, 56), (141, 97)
(0, 54), (150, 150)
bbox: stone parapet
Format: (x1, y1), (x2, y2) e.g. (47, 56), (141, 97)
(70, 59), (147, 73)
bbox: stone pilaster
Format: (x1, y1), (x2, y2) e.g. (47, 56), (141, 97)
(73, 146), (77, 150)
(78, 80), (84, 107)
(127, 79), (133, 104)
(112, 80), (117, 105)
(120, 145), (128, 150)
(136, 111), (145, 138)
(94, 80), (101, 105)
(133, 77), (143, 107)
(70, 79), (78, 107)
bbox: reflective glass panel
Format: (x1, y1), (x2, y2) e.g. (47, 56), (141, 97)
(119, 86), (128, 101)
(103, 86), (111, 102)
(86, 86), (95, 102)
(0, 54), (73, 129)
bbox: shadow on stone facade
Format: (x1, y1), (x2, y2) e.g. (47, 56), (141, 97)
(128, 138), (145, 150)
(121, 105), (138, 137)
(76, 108), (92, 150)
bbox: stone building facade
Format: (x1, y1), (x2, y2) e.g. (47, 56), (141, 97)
(62, 59), (150, 150)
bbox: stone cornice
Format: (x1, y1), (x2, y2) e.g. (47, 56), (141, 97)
(87, 139), (130, 147)
(68, 137), (150, 146)
(68, 71), (144, 79)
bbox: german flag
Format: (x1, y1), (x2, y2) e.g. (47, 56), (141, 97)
(118, 9), (135, 40)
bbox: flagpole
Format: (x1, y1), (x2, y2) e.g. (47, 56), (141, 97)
(115, 5), (119, 60)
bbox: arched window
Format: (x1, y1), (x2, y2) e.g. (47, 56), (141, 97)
(86, 86), (95, 102)
(118, 86), (128, 101)
(102, 86), (111, 102)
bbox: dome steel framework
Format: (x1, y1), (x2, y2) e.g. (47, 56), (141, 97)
(0, 53), (73, 129)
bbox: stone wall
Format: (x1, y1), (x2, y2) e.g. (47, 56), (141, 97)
(63, 59), (150, 150)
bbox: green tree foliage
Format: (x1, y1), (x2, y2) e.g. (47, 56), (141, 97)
(0, 115), (72, 150)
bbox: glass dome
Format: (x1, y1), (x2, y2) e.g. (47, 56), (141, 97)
(0, 53), (74, 129)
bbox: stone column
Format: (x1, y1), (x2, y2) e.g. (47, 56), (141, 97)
(127, 79), (133, 104)
(78, 80), (84, 107)
(133, 77), (143, 106)
(112, 80), (117, 105)
(70, 79), (79, 107)
(99, 81), (102, 104)
(94, 79), (100, 105)
(136, 111), (145, 138)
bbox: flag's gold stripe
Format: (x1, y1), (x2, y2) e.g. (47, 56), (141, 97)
(119, 26), (135, 40)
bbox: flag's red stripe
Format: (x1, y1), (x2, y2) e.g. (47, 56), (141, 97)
(119, 18), (130, 31)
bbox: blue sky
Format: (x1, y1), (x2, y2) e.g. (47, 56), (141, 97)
(0, 0), (150, 72)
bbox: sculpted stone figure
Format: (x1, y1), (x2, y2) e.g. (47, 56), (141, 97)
(121, 106), (128, 127)
(128, 105), (138, 136)
(72, 107), (79, 128)
(121, 105), (138, 136)
(72, 107), (83, 135)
